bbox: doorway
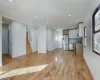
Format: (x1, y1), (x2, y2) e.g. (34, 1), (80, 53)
(2, 17), (12, 65)
(26, 31), (32, 54)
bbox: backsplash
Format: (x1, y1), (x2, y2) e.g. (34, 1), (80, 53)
(69, 37), (83, 44)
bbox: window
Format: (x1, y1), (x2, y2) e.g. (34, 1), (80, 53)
(93, 4), (100, 55)
(84, 27), (86, 47)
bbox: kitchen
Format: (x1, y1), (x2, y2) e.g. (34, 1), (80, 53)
(62, 22), (85, 55)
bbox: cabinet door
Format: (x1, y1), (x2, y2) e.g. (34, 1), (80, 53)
(79, 24), (84, 37)
(74, 29), (78, 38)
(69, 29), (78, 38)
(69, 30), (73, 38)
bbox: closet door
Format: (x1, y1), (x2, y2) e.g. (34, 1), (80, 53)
(69, 29), (78, 38)
(47, 30), (52, 51)
(69, 30), (73, 38)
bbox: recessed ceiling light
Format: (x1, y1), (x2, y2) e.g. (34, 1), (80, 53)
(69, 15), (71, 16)
(35, 15), (38, 18)
(9, 0), (12, 2)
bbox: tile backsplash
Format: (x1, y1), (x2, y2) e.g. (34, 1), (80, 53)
(69, 37), (83, 44)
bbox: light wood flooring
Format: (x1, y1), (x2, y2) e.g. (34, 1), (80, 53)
(0, 49), (93, 80)
(2, 54), (12, 65)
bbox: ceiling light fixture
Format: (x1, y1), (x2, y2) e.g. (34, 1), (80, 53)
(35, 15), (38, 18)
(69, 15), (71, 16)
(9, 0), (12, 2)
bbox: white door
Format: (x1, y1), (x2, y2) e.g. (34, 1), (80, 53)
(2, 30), (8, 54)
(47, 30), (52, 51)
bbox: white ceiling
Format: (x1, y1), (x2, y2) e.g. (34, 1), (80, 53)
(0, 0), (91, 30)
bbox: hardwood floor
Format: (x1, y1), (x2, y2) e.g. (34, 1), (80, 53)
(0, 49), (93, 80)
(2, 54), (12, 65)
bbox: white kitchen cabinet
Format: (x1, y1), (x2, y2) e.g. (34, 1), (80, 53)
(69, 29), (78, 38)
(79, 23), (84, 37)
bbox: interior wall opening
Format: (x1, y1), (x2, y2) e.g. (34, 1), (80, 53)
(2, 17), (12, 65)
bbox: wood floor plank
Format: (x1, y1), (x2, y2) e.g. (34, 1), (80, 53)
(0, 49), (93, 80)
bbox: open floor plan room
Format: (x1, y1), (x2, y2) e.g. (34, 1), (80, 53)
(1, 0), (100, 80)
(0, 49), (93, 80)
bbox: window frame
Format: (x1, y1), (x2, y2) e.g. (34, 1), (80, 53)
(92, 4), (100, 56)
(84, 27), (86, 47)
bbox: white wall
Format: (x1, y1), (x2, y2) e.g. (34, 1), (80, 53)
(57, 31), (63, 48)
(11, 21), (26, 58)
(27, 26), (38, 52)
(0, 16), (2, 67)
(38, 26), (46, 53)
(83, 0), (100, 80)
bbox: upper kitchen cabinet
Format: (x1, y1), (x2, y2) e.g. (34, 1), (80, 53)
(78, 23), (84, 37)
(69, 29), (78, 38)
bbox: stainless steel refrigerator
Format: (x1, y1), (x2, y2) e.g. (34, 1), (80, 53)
(63, 35), (68, 50)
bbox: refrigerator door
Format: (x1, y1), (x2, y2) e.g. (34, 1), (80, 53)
(63, 35), (68, 45)
(63, 35), (68, 50)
